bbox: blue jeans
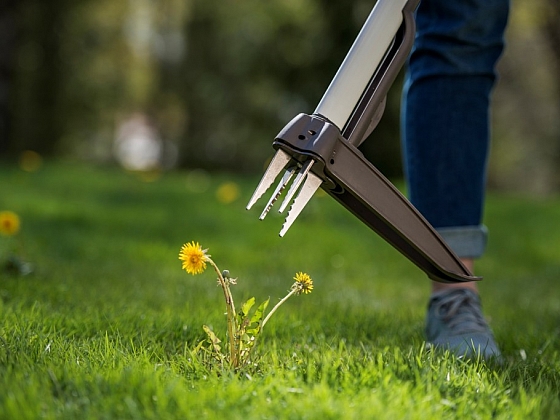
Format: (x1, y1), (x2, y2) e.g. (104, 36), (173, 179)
(401, 0), (510, 258)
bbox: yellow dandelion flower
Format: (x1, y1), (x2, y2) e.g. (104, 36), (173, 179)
(216, 182), (240, 204)
(179, 241), (210, 275)
(19, 150), (43, 172)
(0, 211), (21, 236)
(293, 272), (313, 295)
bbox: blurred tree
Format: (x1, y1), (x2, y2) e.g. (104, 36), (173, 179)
(542, 0), (560, 98)
(0, 0), (18, 156)
(178, 0), (404, 176)
(490, 0), (560, 194)
(541, 0), (560, 190)
(9, 0), (73, 156)
(179, 0), (328, 172)
(5, 0), (191, 164)
(3, 0), (560, 192)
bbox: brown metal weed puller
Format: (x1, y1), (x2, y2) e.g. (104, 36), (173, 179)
(247, 0), (478, 283)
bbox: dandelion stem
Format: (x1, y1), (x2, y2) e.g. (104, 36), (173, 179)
(241, 289), (297, 366)
(261, 288), (297, 331)
(209, 259), (238, 367)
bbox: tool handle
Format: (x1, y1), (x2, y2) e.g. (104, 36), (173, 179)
(314, 0), (420, 136)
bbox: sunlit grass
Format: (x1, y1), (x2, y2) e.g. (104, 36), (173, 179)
(1, 161), (559, 418)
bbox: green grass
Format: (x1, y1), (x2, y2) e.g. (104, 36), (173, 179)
(1, 161), (559, 419)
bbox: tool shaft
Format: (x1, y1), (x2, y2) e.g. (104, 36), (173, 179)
(314, 0), (411, 129)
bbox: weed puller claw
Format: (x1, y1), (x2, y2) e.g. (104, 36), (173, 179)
(247, 0), (478, 283)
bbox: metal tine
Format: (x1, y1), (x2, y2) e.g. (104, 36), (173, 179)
(279, 171), (323, 237)
(246, 149), (291, 210)
(259, 166), (297, 220)
(278, 159), (314, 213)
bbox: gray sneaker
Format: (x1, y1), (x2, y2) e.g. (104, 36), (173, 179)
(425, 288), (501, 360)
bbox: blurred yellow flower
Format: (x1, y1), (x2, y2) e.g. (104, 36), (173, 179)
(216, 182), (240, 204)
(19, 150), (43, 172)
(0, 211), (20, 236)
(179, 241), (210, 275)
(293, 272), (313, 295)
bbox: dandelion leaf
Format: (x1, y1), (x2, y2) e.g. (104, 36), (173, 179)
(203, 325), (222, 354)
(250, 298), (269, 326)
(246, 298), (270, 336)
(240, 297), (256, 317)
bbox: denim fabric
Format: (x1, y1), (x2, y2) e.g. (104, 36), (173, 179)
(436, 225), (488, 259)
(401, 0), (509, 257)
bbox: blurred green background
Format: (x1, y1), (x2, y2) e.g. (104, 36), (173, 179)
(1, 0), (559, 192)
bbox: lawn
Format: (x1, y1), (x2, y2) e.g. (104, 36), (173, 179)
(1, 161), (559, 419)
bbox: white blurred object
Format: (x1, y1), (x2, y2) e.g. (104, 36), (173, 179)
(114, 113), (162, 171)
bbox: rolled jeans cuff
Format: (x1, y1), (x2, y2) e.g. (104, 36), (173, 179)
(436, 225), (488, 259)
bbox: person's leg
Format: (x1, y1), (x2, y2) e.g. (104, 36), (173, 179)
(402, 0), (510, 358)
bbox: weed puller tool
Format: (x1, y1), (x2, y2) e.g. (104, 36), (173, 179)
(246, 0), (478, 283)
